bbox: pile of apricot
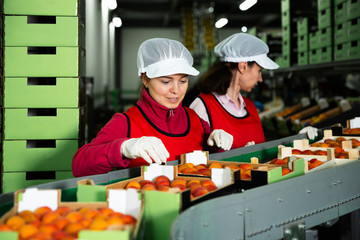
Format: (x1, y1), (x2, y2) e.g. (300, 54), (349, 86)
(0, 206), (136, 240)
(178, 162), (254, 177)
(125, 175), (217, 199)
(343, 128), (360, 135)
(308, 158), (324, 170)
(267, 158), (292, 176)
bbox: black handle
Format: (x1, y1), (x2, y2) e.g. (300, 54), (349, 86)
(27, 16), (56, 24)
(27, 77), (57, 86)
(27, 140), (56, 148)
(27, 47), (56, 55)
(26, 171), (56, 180)
(27, 108), (57, 117)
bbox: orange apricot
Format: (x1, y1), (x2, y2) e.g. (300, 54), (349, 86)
(81, 208), (100, 220)
(64, 222), (85, 236)
(282, 168), (291, 176)
(34, 206), (52, 218)
(181, 167), (199, 174)
(178, 164), (190, 173)
(171, 178), (187, 187)
(18, 210), (39, 224)
(41, 211), (60, 224)
(121, 215), (137, 225)
(99, 207), (115, 217)
(239, 163), (254, 170)
(191, 186), (208, 198)
(224, 164), (240, 170)
(38, 223), (58, 236)
(125, 181), (141, 190)
(53, 217), (70, 230)
(54, 206), (72, 216)
(139, 180), (155, 188)
(0, 224), (12, 231)
(309, 160), (323, 170)
(18, 224), (39, 240)
(291, 149), (302, 154)
(154, 175), (171, 185)
(64, 211), (84, 223)
(209, 162), (222, 169)
(141, 183), (157, 191)
(6, 215), (25, 230)
(52, 230), (70, 240)
(198, 168), (211, 177)
(107, 216), (124, 226)
(156, 185), (170, 192)
(89, 219), (109, 230)
(194, 164), (206, 170)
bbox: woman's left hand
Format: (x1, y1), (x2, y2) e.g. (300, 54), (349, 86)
(207, 129), (233, 151)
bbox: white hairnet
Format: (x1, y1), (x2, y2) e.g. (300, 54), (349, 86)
(137, 38), (199, 78)
(215, 33), (279, 70)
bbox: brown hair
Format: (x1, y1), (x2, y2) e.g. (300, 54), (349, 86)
(198, 61), (256, 95)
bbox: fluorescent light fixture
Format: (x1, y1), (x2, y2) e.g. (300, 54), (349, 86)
(107, 0), (117, 10)
(241, 26), (248, 32)
(215, 17), (228, 28)
(112, 17), (122, 27)
(239, 0), (257, 11)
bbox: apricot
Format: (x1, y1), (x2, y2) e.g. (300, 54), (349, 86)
(178, 164), (190, 173)
(302, 150), (314, 155)
(181, 167), (199, 174)
(191, 186), (208, 198)
(99, 207), (115, 217)
(34, 206), (52, 218)
(224, 164), (240, 170)
(171, 178), (187, 187)
(336, 137), (346, 143)
(209, 162), (222, 169)
(141, 183), (157, 191)
(18, 210), (39, 224)
(314, 150), (327, 156)
(139, 180), (154, 188)
(171, 184), (186, 191)
(79, 218), (92, 228)
(282, 168), (291, 176)
(338, 152), (349, 159)
(273, 159), (285, 165)
(0, 224), (12, 231)
(291, 149), (302, 154)
(28, 231), (50, 240)
(194, 164), (206, 170)
(64, 211), (84, 223)
(329, 142), (340, 147)
(6, 215), (25, 230)
(64, 222), (85, 236)
(239, 163), (254, 170)
(125, 181), (141, 190)
(319, 143), (330, 147)
(109, 212), (124, 218)
(81, 208), (100, 220)
(93, 214), (108, 221)
(54, 206), (72, 216)
(41, 211), (60, 224)
(240, 173), (251, 180)
(89, 219), (108, 230)
(200, 179), (216, 188)
(309, 160), (323, 170)
(154, 175), (170, 186)
(186, 179), (200, 188)
(53, 217), (70, 230)
(107, 216), (124, 226)
(29, 220), (41, 228)
(38, 223), (58, 236)
(121, 215), (137, 225)
(156, 185), (170, 192)
(52, 230), (70, 240)
(198, 168), (211, 177)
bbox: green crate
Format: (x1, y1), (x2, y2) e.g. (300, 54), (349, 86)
(4, 47), (79, 77)
(4, 77), (79, 108)
(347, 40), (360, 59)
(282, 39), (290, 55)
(334, 42), (348, 61)
(319, 46), (332, 63)
(347, 18), (360, 41)
(297, 18), (308, 36)
(347, 0), (360, 20)
(4, 16), (80, 47)
(4, 0), (79, 16)
(318, 7), (332, 29)
(4, 108), (79, 140)
(335, 0), (346, 4)
(334, 22), (348, 44)
(298, 34), (308, 52)
(281, 10), (290, 27)
(309, 48), (321, 64)
(298, 51), (308, 65)
(2, 171), (74, 193)
(281, 0), (290, 12)
(282, 25), (291, 43)
(3, 140), (78, 171)
(318, 0), (332, 11)
(309, 31), (320, 50)
(334, 1), (348, 25)
(318, 27), (332, 48)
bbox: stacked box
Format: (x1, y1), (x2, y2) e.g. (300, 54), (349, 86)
(297, 17), (317, 65)
(280, 0), (317, 67)
(0, 0), (3, 184)
(335, 0), (360, 61)
(1, 0), (86, 193)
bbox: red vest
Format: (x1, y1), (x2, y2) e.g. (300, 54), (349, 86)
(199, 94), (265, 149)
(125, 105), (205, 168)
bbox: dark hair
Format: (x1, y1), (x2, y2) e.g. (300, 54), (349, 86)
(198, 61), (256, 95)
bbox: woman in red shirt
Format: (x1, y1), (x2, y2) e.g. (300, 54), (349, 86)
(72, 38), (233, 177)
(190, 33), (317, 149)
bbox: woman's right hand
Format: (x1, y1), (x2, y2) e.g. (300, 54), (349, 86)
(121, 136), (170, 164)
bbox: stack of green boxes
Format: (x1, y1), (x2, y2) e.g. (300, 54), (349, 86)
(1, 0), (85, 193)
(297, 16), (317, 66)
(334, 0), (360, 60)
(278, 0), (317, 68)
(0, 0), (3, 182)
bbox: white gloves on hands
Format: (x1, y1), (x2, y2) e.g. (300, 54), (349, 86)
(121, 137), (170, 164)
(244, 141), (255, 147)
(207, 129), (233, 151)
(299, 126), (318, 140)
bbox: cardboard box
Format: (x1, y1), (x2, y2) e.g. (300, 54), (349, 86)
(4, 16), (81, 47)
(318, 7), (333, 29)
(3, 0), (80, 16)
(2, 139), (78, 171)
(347, 40), (360, 59)
(4, 108), (79, 140)
(347, 0), (360, 20)
(334, 42), (348, 61)
(1, 171), (74, 194)
(0, 188), (143, 240)
(347, 18), (360, 42)
(4, 77), (80, 108)
(334, 22), (348, 45)
(334, 1), (348, 25)
(4, 47), (82, 77)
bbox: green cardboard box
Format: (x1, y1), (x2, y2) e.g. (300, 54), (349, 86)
(317, 0), (332, 11)
(4, 0), (79, 16)
(309, 48), (321, 64)
(4, 47), (80, 77)
(347, 40), (360, 59)
(4, 108), (79, 139)
(281, 0), (289, 12)
(334, 1), (348, 25)
(318, 27), (332, 48)
(347, 0), (360, 20)
(298, 51), (308, 66)
(309, 31), (320, 50)
(298, 34), (308, 52)
(3, 139), (78, 171)
(319, 46), (332, 63)
(281, 10), (290, 27)
(4, 16), (81, 47)
(334, 22), (348, 45)
(347, 18), (360, 42)
(4, 77), (79, 108)
(318, 7), (332, 29)
(297, 17), (308, 36)
(334, 42), (349, 61)
(1, 171), (74, 193)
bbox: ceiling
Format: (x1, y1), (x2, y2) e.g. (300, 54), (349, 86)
(112, 0), (282, 30)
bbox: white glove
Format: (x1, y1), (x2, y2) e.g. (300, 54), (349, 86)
(121, 137), (170, 164)
(299, 126), (318, 140)
(207, 129), (233, 151)
(244, 141), (255, 147)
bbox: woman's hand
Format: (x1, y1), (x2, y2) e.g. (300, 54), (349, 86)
(207, 129), (233, 151)
(121, 137), (170, 164)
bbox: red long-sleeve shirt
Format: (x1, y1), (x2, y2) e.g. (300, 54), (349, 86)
(72, 88), (212, 177)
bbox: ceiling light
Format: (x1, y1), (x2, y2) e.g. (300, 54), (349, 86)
(215, 17), (228, 28)
(239, 0), (257, 11)
(112, 16), (122, 28)
(107, 0), (117, 10)
(241, 26), (248, 32)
